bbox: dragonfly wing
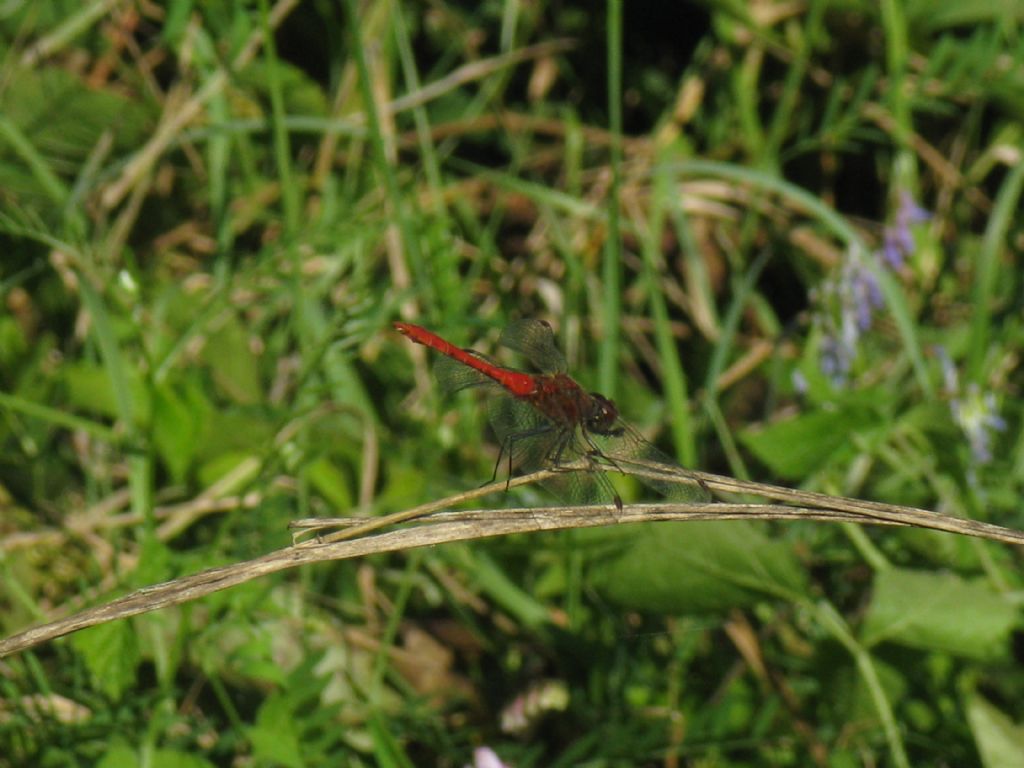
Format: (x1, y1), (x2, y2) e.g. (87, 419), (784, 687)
(589, 421), (711, 502)
(434, 351), (503, 394)
(486, 398), (621, 505)
(499, 319), (568, 374)
(540, 430), (622, 505)
(544, 466), (620, 505)
(487, 395), (557, 472)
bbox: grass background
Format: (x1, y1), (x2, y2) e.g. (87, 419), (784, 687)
(2, 1), (1024, 766)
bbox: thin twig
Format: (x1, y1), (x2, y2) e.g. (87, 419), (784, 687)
(2, 468), (1022, 658)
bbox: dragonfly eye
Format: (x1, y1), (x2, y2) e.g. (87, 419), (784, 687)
(586, 393), (620, 434)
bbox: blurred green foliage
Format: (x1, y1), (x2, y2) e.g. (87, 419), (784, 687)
(1, 1), (1023, 766)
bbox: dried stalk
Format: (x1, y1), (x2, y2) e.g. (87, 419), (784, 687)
(1, 468), (1021, 658)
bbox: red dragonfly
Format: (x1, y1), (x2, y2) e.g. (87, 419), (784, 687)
(394, 319), (710, 509)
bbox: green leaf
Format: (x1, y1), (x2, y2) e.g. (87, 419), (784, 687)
(97, 740), (138, 768)
(63, 362), (149, 423)
(0, 67), (149, 205)
(132, 536), (173, 588)
(62, 362), (116, 417)
(899, 527), (986, 571)
(908, 0), (1024, 33)
(151, 750), (216, 768)
(305, 455), (353, 510)
(248, 693), (305, 768)
(369, 713), (416, 768)
(740, 402), (884, 479)
(379, 463), (429, 508)
(593, 522), (808, 613)
(195, 407), (275, 462)
(196, 450), (260, 491)
(794, 326), (840, 404)
(966, 694), (1024, 768)
(202, 315), (262, 405)
(0, 67), (149, 153)
(447, 547), (552, 629)
(71, 620), (140, 700)
(862, 568), (1015, 659)
(0, 315), (28, 369)
(153, 383), (203, 483)
(826, 655), (908, 726)
(237, 60), (330, 116)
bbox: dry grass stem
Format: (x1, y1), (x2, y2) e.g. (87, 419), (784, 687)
(2, 467), (1021, 659)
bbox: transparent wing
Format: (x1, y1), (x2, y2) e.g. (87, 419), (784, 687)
(487, 397), (622, 506)
(487, 395), (557, 473)
(542, 446), (622, 505)
(433, 351), (503, 394)
(499, 319), (567, 374)
(588, 421), (711, 502)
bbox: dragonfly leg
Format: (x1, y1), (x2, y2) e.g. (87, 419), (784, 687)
(546, 430), (623, 510)
(578, 427), (626, 475)
(489, 424), (556, 491)
(569, 428), (624, 511)
(546, 428), (584, 470)
(583, 426), (712, 503)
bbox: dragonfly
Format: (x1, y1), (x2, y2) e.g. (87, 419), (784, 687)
(393, 319), (711, 509)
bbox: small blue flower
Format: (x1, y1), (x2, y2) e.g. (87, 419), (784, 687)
(933, 345), (1006, 468)
(953, 384), (1007, 465)
(815, 245), (884, 385)
(814, 193), (931, 385)
(881, 192), (931, 270)
(881, 229), (908, 270)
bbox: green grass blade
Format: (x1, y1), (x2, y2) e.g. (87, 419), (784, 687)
(78, 276), (153, 525)
(258, 0), (299, 235)
(599, 0), (624, 397)
(0, 115), (68, 206)
(0, 390), (120, 444)
(968, 160), (1024, 381)
(642, 159), (699, 467)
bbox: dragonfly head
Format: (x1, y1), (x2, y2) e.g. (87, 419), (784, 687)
(585, 393), (623, 436)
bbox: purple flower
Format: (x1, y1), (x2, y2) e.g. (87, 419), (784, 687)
(814, 193), (931, 386)
(815, 245), (884, 385)
(953, 384), (1007, 465)
(881, 229), (909, 270)
(898, 190), (932, 225)
(881, 192), (931, 270)
(933, 346), (1006, 468)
